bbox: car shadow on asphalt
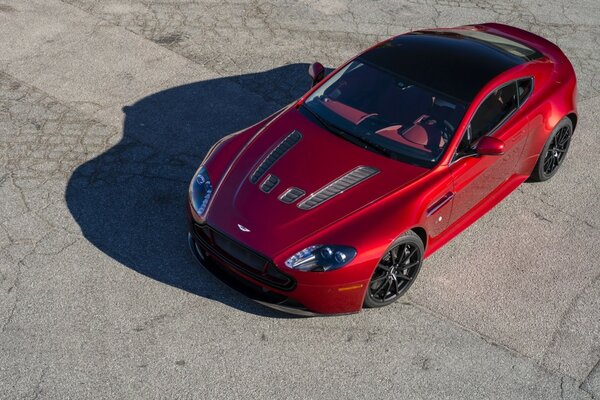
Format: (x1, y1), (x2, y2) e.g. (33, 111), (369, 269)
(66, 63), (322, 318)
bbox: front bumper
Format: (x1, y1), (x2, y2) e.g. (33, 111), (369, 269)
(188, 225), (367, 315)
(188, 233), (317, 316)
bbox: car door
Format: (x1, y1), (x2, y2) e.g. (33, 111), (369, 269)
(448, 79), (530, 226)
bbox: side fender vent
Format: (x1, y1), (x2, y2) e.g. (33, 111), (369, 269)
(260, 174), (280, 193)
(297, 166), (379, 210)
(250, 130), (302, 184)
(278, 187), (306, 204)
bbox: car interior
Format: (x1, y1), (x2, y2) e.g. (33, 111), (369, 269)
(316, 62), (466, 156)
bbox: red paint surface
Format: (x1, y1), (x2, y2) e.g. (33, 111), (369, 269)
(189, 23), (578, 314)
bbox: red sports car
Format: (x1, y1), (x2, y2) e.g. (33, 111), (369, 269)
(188, 23), (577, 315)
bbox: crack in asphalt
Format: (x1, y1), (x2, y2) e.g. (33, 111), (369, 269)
(581, 358), (600, 398)
(1, 0), (599, 398)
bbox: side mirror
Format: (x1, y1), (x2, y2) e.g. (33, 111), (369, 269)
(475, 136), (505, 156)
(308, 62), (325, 87)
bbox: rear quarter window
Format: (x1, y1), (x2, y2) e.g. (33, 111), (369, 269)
(517, 78), (534, 104)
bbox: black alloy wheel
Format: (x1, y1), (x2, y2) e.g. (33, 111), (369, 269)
(364, 231), (424, 308)
(530, 117), (573, 182)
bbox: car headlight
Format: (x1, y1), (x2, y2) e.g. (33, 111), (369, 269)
(189, 166), (213, 216)
(284, 245), (357, 272)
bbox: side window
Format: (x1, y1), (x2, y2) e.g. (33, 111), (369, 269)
(517, 78), (533, 104)
(471, 82), (518, 141)
(457, 82), (519, 154)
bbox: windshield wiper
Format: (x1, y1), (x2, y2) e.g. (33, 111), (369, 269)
(342, 130), (394, 158)
(302, 105), (392, 158)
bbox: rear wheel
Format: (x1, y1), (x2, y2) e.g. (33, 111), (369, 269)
(364, 231), (424, 308)
(530, 118), (573, 182)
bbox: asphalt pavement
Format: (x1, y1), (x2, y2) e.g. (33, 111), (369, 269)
(1, 0), (599, 398)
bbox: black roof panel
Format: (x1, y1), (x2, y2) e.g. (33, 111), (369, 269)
(359, 31), (526, 103)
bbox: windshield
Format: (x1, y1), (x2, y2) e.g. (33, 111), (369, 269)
(303, 60), (467, 167)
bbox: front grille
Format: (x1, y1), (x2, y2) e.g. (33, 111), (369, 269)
(193, 224), (295, 291)
(211, 229), (266, 272)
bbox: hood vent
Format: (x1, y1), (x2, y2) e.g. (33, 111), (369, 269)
(278, 187), (306, 204)
(260, 174), (280, 193)
(297, 166), (379, 210)
(250, 130), (302, 184)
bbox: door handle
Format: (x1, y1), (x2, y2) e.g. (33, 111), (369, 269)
(427, 192), (454, 217)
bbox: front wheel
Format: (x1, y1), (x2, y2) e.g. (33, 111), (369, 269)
(364, 231), (424, 308)
(530, 118), (573, 182)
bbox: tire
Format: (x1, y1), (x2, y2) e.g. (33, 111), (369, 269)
(529, 117), (573, 182)
(364, 230), (424, 308)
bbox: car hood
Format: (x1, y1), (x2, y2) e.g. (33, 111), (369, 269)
(205, 106), (428, 257)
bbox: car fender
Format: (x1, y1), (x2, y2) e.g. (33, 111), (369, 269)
(520, 75), (577, 174)
(272, 166), (454, 283)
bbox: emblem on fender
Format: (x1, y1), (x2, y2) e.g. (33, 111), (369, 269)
(237, 224), (251, 232)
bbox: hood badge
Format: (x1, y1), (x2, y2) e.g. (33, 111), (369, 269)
(237, 224), (251, 232)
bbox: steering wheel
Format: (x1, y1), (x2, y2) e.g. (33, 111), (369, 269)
(356, 113), (385, 132)
(441, 120), (455, 142)
(419, 115), (453, 146)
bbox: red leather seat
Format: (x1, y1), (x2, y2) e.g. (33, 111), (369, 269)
(402, 117), (445, 148)
(402, 124), (429, 145)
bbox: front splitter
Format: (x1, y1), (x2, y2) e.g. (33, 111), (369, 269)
(187, 233), (319, 317)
